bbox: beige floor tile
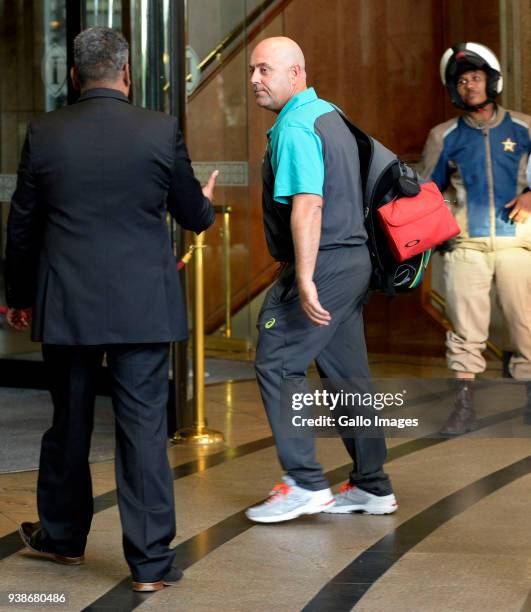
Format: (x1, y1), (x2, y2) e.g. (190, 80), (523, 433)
(0, 513), (18, 537)
(1, 354), (529, 612)
(135, 439), (531, 612)
(354, 582), (528, 612)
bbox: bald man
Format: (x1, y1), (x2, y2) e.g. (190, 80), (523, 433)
(246, 37), (396, 523)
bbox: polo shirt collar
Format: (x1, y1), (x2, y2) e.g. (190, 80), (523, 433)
(267, 87), (318, 136)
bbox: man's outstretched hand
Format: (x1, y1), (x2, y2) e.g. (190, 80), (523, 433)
(202, 170), (219, 202)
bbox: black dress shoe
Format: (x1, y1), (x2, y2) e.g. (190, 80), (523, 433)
(19, 522), (84, 565)
(132, 566), (184, 592)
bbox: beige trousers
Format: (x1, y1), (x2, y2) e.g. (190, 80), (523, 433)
(444, 247), (531, 379)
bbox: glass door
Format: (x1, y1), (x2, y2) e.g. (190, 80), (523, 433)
(0, 0), (74, 359)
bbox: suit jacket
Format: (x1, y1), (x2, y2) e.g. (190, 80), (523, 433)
(5, 88), (214, 344)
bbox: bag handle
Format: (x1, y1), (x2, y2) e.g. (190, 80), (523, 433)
(396, 161), (421, 197)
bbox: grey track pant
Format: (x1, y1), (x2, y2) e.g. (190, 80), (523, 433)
(255, 246), (392, 495)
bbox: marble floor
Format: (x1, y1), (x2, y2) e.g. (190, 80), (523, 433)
(0, 353), (530, 611)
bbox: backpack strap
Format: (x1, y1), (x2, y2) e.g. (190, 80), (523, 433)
(332, 106), (374, 201)
(332, 105), (399, 209)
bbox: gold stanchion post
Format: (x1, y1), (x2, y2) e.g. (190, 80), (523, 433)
(222, 206), (232, 338)
(173, 231), (224, 445)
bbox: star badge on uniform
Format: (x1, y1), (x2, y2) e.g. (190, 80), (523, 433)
(501, 138), (517, 152)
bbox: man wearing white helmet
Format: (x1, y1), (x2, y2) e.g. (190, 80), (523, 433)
(419, 42), (531, 435)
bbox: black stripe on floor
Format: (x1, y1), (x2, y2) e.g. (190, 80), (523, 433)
(302, 455), (531, 612)
(0, 436), (392, 568)
(82, 442), (445, 611)
(0, 382), (457, 561)
(82, 401), (528, 611)
(0, 436), (274, 562)
(80, 464), (350, 610)
(92, 436), (276, 514)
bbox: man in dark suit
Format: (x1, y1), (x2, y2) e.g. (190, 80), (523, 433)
(5, 26), (217, 592)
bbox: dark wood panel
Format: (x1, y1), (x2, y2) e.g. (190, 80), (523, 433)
(365, 290), (446, 357)
(284, 0), (446, 157)
(442, 0), (500, 54)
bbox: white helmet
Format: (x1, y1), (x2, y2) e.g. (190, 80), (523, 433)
(440, 42), (502, 111)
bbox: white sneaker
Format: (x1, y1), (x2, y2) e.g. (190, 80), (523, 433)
(245, 476), (335, 523)
(322, 482), (397, 515)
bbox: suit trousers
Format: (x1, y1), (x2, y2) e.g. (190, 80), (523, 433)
(444, 247), (531, 379)
(255, 246), (392, 495)
(38, 343), (175, 582)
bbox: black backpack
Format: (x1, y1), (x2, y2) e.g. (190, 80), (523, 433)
(337, 111), (432, 296)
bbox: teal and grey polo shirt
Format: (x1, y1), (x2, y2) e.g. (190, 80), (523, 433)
(261, 87), (367, 262)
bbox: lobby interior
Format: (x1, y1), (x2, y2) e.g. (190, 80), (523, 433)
(1, 1), (531, 611)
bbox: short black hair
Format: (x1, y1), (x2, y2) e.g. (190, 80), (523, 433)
(73, 27), (129, 86)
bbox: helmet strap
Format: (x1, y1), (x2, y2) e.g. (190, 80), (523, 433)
(463, 98), (496, 113)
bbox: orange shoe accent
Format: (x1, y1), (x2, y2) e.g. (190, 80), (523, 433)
(266, 482), (292, 503)
(339, 482), (356, 494)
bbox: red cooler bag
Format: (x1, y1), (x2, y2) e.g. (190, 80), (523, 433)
(376, 181), (460, 262)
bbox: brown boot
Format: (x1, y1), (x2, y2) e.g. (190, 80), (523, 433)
(439, 379), (477, 436)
